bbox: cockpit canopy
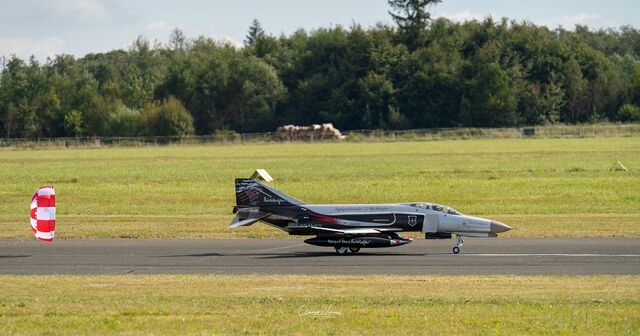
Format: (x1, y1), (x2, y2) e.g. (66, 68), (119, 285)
(409, 202), (462, 215)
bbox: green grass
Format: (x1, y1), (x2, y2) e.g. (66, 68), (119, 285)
(1, 137), (639, 238)
(0, 275), (638, 335)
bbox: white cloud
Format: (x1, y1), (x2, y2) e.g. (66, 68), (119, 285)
(561, 13), (600, 25)
(50, 0), (108, 20)
(435, 10), (619, 31)
(141, 21), (243, 49)
(215, 35), (243, 48)
(558, 13), (601, 27)
(436, 10), (498, 23)
(0, 37), (65, 60)
(145, 20), (172, 34)
(541, 13), (618, 29)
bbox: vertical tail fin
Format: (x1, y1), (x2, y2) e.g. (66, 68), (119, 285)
(235, 178), (303, 207)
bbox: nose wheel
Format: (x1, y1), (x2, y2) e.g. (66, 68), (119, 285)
(453, 235), (464, 254)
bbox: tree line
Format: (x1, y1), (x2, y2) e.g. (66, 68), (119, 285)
(1, 0), (640, 138)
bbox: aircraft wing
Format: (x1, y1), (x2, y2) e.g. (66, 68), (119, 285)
(310, 227), (403, 235)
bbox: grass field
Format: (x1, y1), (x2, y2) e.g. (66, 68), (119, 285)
(0, 275), (638, 335)
(1, 137), (639, 238)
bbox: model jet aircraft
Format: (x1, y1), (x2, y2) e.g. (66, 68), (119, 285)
(229, 170), (511, 254)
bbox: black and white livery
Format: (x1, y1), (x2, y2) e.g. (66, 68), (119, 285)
(229, 170), (511, 254)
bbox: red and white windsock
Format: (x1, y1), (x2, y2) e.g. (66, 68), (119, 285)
(30, 186), (56, 242)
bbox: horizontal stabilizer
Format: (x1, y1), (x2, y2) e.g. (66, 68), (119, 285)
(229, 208), (270, 228)
(229, 215), (269, 228)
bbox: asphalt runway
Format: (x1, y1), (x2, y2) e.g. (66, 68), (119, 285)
(1, 238), (639, 275)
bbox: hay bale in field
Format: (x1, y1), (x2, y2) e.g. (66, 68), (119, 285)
(274, 123), (345, 141)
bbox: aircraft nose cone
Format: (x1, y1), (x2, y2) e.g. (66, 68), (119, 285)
(490, 220), (511, 233)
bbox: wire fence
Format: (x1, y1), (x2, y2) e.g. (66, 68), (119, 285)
(1, 123), (639, 149)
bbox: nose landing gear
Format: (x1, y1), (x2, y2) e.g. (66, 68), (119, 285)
(453, 235), (464, 254)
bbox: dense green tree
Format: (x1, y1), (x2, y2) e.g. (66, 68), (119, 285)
(561, 58), (589, 123)
(618, 103), (640, 122)
(460, 62), (517, 127)
(2, 2), (640, 139)
(394, 41), (461, 128)
(141, 96), (194, 136)
(388, 0), (441, 50)
(0, 57), (30, 138)
(169, 28), (188, 51)
(157, 38), (284, 134)
(357, 72), (398, 128)
(108, 105), (141, 136)
(245, 19), (265, 46)
(63, 110), (84, 137)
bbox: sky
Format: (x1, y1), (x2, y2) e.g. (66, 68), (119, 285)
(0, 0), (638, 61)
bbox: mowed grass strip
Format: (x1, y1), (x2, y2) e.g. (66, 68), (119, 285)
(0, 275), (638, 335)
(1, 137), (639, 238)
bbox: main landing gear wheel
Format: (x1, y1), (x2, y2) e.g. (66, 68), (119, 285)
(453, 235), (464, 254)
(349, 247), (360, 253)
(335, 247), (349, 255)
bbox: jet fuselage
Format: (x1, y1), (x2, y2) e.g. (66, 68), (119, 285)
(230, 176), (511, 254)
